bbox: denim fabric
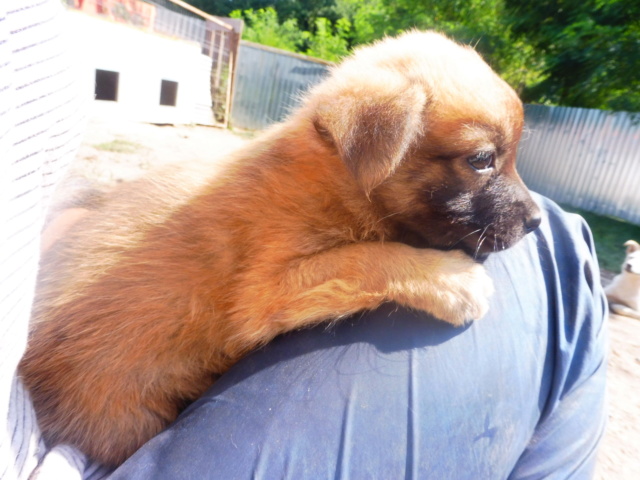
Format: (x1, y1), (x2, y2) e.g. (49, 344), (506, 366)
(112, 194), (607, 480)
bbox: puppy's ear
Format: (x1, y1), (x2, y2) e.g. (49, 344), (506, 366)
(313, 76), (426, 194)
(624, 240), (640, 253)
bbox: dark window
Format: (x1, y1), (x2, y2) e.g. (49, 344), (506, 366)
(95, 69), (119, 101)
(160, 80), (178, 106)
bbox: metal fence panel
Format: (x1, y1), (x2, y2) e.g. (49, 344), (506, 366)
(153, 5), (206, 45)
(231, 42), (331, 130)
(518, 105), (640, 224)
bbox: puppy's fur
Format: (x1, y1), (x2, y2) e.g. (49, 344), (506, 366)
(20, 31), (540, 466)
(605, 240), (640, 319)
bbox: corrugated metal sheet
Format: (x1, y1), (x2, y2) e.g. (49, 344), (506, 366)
(148, 0), (207, 46)
(231, 42), (331, 130)
(518, 104), (640, 224)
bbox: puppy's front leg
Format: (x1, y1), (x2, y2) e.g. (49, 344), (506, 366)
(228, 243), (493, 353)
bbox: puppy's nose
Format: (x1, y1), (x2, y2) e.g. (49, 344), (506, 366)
(524, 213), (542, 234)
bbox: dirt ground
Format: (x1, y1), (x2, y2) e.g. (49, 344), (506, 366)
(596, 313), (640, 479)
(58, 117), (639, 478)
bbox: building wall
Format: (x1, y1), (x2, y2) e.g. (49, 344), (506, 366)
(68, 9), (214, 125)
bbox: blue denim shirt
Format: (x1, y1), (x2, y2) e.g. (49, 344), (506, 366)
(112, 194), (607, 480)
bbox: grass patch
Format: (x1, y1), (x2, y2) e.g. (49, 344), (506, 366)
(228, 127), (257, 139)
(561, 205), (640, 272)
(94, 139), (142, 154)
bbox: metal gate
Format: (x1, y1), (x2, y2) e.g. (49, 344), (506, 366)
(150, 0), (242, 128)
(204, 18), (241, 127)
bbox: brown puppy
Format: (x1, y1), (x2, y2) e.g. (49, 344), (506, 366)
(20, 31), (540, 466)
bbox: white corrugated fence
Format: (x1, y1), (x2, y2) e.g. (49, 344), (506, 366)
(518, 105), (640, 224)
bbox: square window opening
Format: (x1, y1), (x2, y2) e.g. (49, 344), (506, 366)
(160, 80), (178, 106)
(95, 69), (119, 101)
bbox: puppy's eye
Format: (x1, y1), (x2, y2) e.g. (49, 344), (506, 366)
(467, 151), (495, 171)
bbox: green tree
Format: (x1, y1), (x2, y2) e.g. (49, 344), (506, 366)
(188, 1), (254, 17)
(506, 0), (640, 111)
(336, 0), (546, 96)
(199, 0), (639, 112)
(230, 6), (351, 61)
(333, 0), (392, 45)
(303, 17), (351, 61)
(190, 1), (337, 30)
(229, 7), (304, 52)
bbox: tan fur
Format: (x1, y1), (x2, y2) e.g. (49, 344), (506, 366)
(20, 31), (539, 466)
(605, 240), (640, 319)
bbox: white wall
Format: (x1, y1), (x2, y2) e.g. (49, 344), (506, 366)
(68, 10), (214, 125)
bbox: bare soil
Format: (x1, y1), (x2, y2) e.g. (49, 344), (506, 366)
(595, 312), (640, 479)
(58, 117), (638, 479)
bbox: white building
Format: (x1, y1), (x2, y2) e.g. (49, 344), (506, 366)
(66, 0), (240, 126)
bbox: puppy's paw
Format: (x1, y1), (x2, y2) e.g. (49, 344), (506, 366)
(394, 249), (494, 326)
(431, 254), (494, 326)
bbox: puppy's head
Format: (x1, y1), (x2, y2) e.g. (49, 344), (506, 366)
(310, 31), (541, 257)
(622, 240), (640, 275)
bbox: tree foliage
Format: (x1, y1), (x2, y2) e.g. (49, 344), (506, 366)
(229, 7), (349, 61)
(303, 17), (350, 61)
(191, 0), (640, 112)
(229, 8), (304, 52)
(506, 0), (640, 111)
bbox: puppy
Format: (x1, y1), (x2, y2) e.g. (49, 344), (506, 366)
(20, 31), (540, 466)
(605, 240), (640, 319)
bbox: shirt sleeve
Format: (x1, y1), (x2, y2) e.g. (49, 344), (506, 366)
(0, 2), (96, 479)
(508, 197), (608, 479)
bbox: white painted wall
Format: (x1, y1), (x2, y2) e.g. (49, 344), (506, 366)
(68, 10), (214, 125)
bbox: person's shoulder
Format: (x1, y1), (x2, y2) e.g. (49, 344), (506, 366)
(533, 193), (586, 229)
(532, 192), (596, 250)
